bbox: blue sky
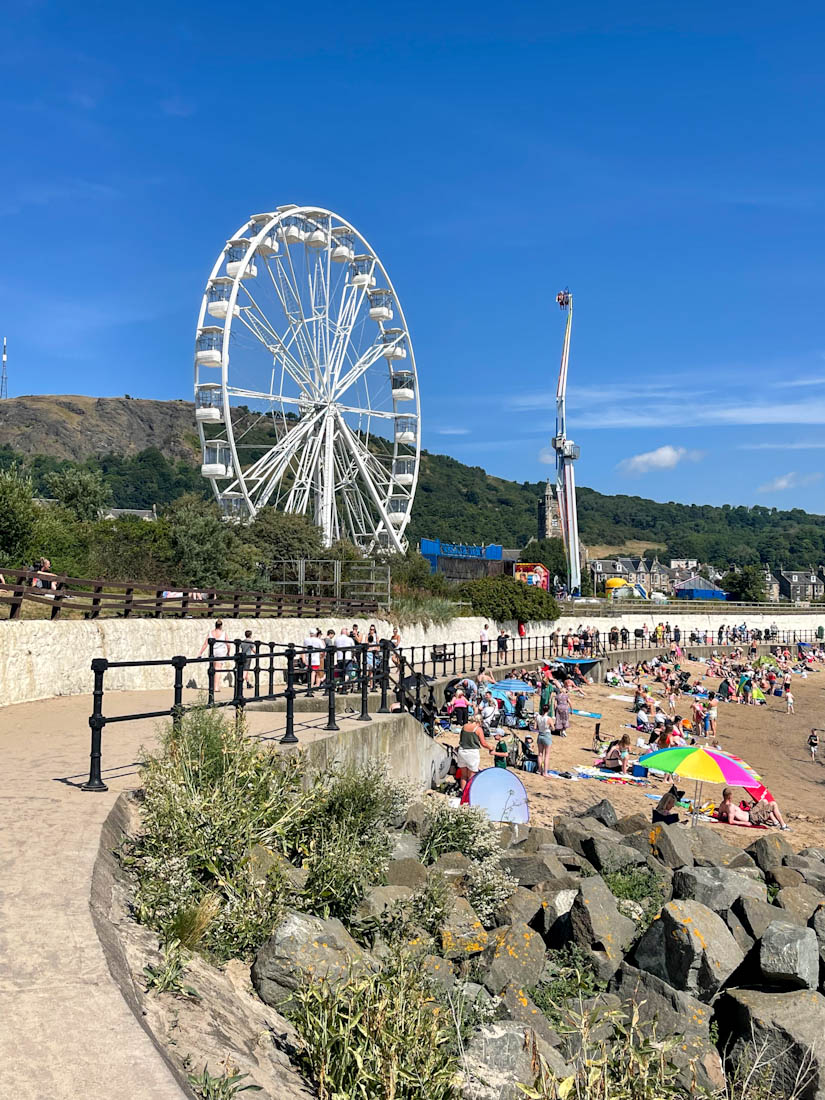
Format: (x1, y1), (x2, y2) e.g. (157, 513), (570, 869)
(3, 1), (825, 512)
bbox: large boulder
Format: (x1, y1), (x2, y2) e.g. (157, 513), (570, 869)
(582, 834), (648, 874)
(354, 885), (413, 922)
(252, 910), (373, 1004)
(500, 850), (566, 887)
(723, 908), (756, 955)
(644, 822), (694, 869)
(499, 984), (562, 1052)
(769, 866), (805, 889)
(799, 847), (825, 863)
(480, 922), (547, 995)
(385, 858), (429, 890)
(430, 851), (472, 887)
(247, 844), (309, 892)
(613, 812), (651, 836)
(389, 831), (421, 861)
(535, 843), (596, 877)
(671, 865), (767, 916)
(569, 876), (636, 981)
(531, 876), (581, 945)
(554, 816), (621, 860)
(746, 833), (794, 874)
(720, 988), (825, 1099)
(577, 798), (618, 828)
(777, 884), (825, 924)
(810, 905), (825, 971)
(493, 886), (544, 929)
(759, 920), (819, 990)
(686, 826), (757, 871)
(461, 1021), (568, 1100)
(608, 963), (725, 1095)
(784, 857), (825, 894)
(420, 953), (455, 992)
(440, 897), (489, 960)
(733, 895), (800, 939)
(632, 899), (744, 1000)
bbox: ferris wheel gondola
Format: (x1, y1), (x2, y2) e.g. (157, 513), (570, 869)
(194, 206), (421, 552)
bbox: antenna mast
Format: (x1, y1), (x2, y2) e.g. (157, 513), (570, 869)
(550, 291), (581, 595)
(0, 339), (7, 400)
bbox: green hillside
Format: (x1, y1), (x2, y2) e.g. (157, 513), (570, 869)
(1, 395), (824, 570)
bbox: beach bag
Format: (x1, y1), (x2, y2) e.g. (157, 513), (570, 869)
(773, 688), (782, 697)
(522, 759), (538, 773)
(503, 714), (516, 728)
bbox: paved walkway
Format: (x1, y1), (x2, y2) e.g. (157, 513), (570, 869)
(0, 690), (347, 1099)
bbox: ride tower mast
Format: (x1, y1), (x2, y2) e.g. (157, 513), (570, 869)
(550, 290), (581, 595)
(1, 338), (7, 400)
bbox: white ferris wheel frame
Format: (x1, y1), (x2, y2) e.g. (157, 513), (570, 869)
(194, 205), (421, 553)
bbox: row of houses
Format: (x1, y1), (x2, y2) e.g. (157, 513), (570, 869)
(589, 556), (825, 602)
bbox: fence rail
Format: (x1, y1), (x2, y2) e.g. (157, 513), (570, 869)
(0, 566), (381, 622)
(79, 627), (825, 790)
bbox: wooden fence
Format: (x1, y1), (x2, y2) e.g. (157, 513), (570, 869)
(0, 566), (381, 621)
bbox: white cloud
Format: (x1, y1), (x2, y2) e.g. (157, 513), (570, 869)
(435, 427), (469, 436)
(777, 376), (825, 388)
(618, 445), (704, 475)
(757, 471), (823, 493)
(539, 446), (555, 464)
(740, 441), (825, 451)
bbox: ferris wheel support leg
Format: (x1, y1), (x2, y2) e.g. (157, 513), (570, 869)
(320, 413), (336, 546)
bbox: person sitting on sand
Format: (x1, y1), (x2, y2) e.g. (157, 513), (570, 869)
(653, 784), (684, 826)
(602, 733), (632, 774)
(716, 787), (790, 830)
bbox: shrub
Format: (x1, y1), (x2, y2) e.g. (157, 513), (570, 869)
(465, 861), (517, 927)
(288, 951), (458, 1100)
(419, 803), (501, 865)
(299, 818), (391, 923)
(530, 945), (606, 1028)
(602, 867), (667, 930)
(357, 873), (455, 947)
(457, 574), (559, 624)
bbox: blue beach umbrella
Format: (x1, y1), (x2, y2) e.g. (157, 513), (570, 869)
(491, 679), (536, 692)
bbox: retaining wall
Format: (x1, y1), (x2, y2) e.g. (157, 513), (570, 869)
(1, 607), (823, 707)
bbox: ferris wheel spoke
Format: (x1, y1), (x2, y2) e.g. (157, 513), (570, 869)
(260, 254), (321, 389)
(226, 386), (306, 407)
(333, 341), (388, 400)
(328, 277), (371, 391)
(336, 404), (398, 420)
(242, 409), (322, 492)
(234, 306), (314, 394)
(286, 416), (326, 512)
(334, 410), (404, 553)
(236, 279), (316, 389)
(332, 439), (371, 543)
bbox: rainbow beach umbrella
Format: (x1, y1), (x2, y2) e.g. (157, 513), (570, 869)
(637, 745), (761, 825)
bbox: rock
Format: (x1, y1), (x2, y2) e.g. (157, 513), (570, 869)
(799, 847), (825, 863)
(720, 987), (825, 1098)
(686, 826), (756, 871)
(457, 980), (494, 1012)
(421, 953), (455, 991)
(252, 910), (373, 1004)
(389, 831), (421, 861)
(793, 865), (825, 894)
(462, 1021), (569, 1100)
(569, 876), (636, 981)
(613, 812), (650, 836)
(733, 895), (799, 940)
(499, 984), (561, 1051)
(760, 920), (819, 990)
(499, 851), (566, 887)
(498, 823), (532, 849)
(404, 801), (431, 835)
(777, 884), (825, 924)
(385, 857), (429, 890)
(809, 905), (825, 972)
(554, 815), (621, 860)
(608, 963), (724, 1095)
(746, 833), (794, 873)
(582, 834), (647, 874)
(430, 851), (472, 886)
(671, 866), (767, 916)
(632, 899), (744, 1000)
(645, 822), (694, 869)
(531, 876), (581, 944)
(480, 922), (547, 995)
(616, 898), (647, 925)
(354, 885), (413, 922)
(247, 844), (309, 892)
(769, 867), (805, 889)
(535, 843), (595, 876)
(724, 908), (755, 955)
(493, 886), (544, 929)
(440, 897), (489, 959)
(578, 798), (618, 828)
(518, 826), (557, 852)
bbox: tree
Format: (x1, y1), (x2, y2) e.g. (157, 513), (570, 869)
(721, 565), (766, 603)
(165, 495), (234, 587)
(85, 516), (173, 583)
(458, 575), (559, 623)
(46, 468), (111, 522)
(519, 538), (567, 580)
(0, 466), (38, 564)
(248, 509), (325, 571)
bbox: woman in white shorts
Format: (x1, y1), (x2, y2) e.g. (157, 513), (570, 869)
(456, 716), (494, 793)
(199, 619), (230, 691)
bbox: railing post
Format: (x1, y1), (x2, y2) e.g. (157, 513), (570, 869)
(397, 653), (407, 712)
(305, 641), (314, 699)
(171, 655), (186, 733)
(207, 637), (215, 705)
(232, 641), (245, 719)
(357, 643), (371, 722)
(253, 640), (261, 698)
(378, 639), (391, 713)
(324, 647), (339, 731)
(82, 658), (109, 792)
(280, 643), (299, 744)
(414, 670), (422, 719)
(461, 641), (466, 673)
(268, 642), (275, 696)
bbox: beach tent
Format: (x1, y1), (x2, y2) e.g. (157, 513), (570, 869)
(674, 577), (727, 601)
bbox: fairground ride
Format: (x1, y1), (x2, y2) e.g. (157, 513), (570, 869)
(550, 290), (581, 594)
(194, 205), (421, 553)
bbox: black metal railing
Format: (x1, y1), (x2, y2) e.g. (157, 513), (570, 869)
(80, 628), (824, 790)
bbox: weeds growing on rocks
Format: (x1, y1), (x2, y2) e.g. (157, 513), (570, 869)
(187, 1066), (262, 1098)
(419, 803), (502, 865)
(465, 860), (518, 927)
(143, 939), (200, 999)
(602, 867), (667, 930)
(530, 945), (606, 1029)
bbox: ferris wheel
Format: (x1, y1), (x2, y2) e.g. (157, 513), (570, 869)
(194, 205), (421, 552)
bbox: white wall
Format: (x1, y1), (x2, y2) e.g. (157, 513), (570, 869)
(1, 608), (823, 707)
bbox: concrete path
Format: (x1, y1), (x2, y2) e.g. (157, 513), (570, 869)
(0, 690), (348, 1099)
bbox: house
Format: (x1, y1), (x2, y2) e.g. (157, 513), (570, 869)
(669, 559), (699, 571)
(648, 558), (671, 593)
(763, 570), (780, 603)
(778, 570), (824, 602)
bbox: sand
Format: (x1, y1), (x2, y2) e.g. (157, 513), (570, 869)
(443, 658), (825, 849)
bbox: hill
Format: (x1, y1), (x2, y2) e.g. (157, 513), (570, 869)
(2, 394), (825, 569)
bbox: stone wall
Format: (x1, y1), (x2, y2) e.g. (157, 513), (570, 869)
(2, 606), (824, 707)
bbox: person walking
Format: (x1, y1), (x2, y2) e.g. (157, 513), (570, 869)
(786, 690), (795, 715)
(480, 623), (490, 666)
(240, 629), (256, 689)
(808, 729), (819, 763)
(535, 706), (553, 776)
(554, 686), (570, 738)
(456, 716), (493, 793)
(199, 619), (230, 692)
(496, 628), (509, 666)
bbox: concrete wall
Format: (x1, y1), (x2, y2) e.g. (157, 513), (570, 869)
(2, 606), (824, 707)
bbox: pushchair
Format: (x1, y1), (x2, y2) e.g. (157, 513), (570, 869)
(508, 735), (540, 773)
